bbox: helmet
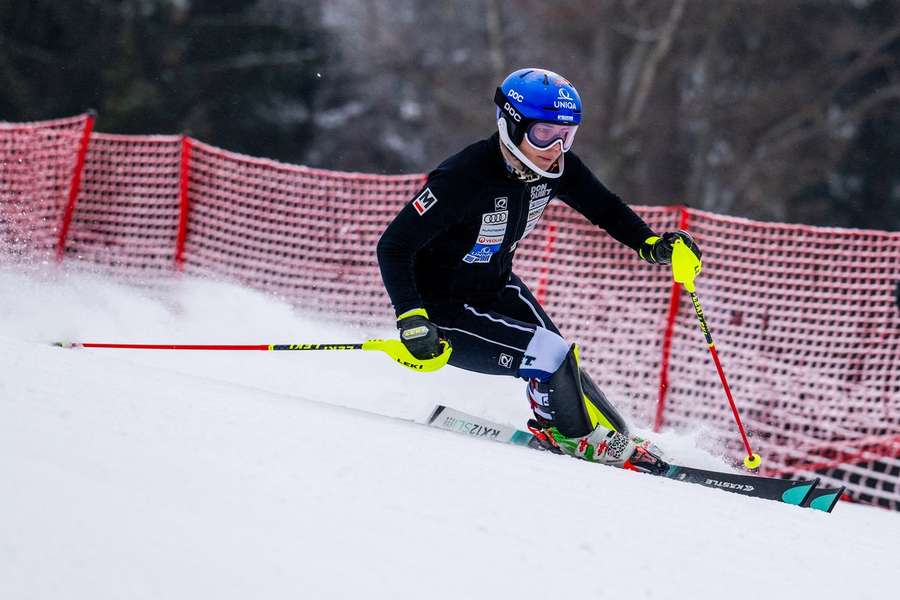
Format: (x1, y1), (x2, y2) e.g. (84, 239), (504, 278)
(494, 68), (582, 179)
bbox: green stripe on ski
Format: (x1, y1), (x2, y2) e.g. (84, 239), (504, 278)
(781, 484), (814, 505)
(510, 430), (534, 446)
(665, 466), (682, 478)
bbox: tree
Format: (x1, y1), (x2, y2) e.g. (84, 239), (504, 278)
(0, 0), (329, 163)
(3, 0), (898, 229)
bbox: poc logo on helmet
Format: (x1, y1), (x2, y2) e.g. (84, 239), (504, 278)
(502, 102), (522, 122)
(507, 89), (524, 102)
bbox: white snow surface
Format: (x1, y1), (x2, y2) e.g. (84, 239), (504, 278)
(1, 265), (898, 600)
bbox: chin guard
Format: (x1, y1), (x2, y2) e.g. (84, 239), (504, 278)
(497, 117), (564, 180)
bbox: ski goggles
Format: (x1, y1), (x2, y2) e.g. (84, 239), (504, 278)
(525, 121), (579, 152)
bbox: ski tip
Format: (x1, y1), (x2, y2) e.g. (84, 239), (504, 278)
(53, 341), (78, 349)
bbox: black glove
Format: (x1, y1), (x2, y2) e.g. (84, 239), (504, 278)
(397, 309), (444, 360)
(639, 230), (702, 265)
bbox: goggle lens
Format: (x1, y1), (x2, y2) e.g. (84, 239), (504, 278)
(526, 122), (578, 151)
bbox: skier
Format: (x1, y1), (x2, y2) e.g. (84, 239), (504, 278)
(377, 68), (701, 473)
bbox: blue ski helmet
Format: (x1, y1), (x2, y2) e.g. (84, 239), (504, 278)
(494, 68), (582, 147)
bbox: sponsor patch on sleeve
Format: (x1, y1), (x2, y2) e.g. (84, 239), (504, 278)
(412, 187), (439, 216)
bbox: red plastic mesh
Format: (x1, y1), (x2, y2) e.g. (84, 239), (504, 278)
(3, 116), (899, 509)
(514, 204), (682, 424)
(64, 133), (182, 275)
(0, 115), (89, 259)
(181, 140), (424, 323)
(664, 212), (900, 505)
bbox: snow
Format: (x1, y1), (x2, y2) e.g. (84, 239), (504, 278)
(1, 265), (898, 600)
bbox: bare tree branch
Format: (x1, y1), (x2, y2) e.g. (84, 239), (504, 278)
(732, 84), (900, 205)
(623, 0), (685, 131)
(485, 0), (506, 84)
(184, 50), (319, 74)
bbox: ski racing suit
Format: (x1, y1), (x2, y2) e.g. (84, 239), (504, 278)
(377, 133), (656, 442)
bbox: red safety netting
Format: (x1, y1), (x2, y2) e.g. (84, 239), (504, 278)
(63, 133), (183, 275)
(3, 114), (899, 509)
(181, 140), (423, 322)
(0, 115), (91, 260)
(666, 213), (900, 505)
(514, 204), (682, 426)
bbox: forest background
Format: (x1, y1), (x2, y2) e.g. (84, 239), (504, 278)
(2, 0), (899, 230)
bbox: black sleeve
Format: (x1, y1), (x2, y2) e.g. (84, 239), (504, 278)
(377, 169), (469, 317)
(556, 151), (655, 251)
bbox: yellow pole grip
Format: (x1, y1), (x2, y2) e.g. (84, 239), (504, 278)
(362, 339), (452, 372)
(671, 238), (702, 292)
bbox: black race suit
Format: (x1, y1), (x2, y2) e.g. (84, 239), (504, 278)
(377, 133), (655, 377)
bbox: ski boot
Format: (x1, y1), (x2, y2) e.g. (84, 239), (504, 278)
(524, 343), (669, 474)
(544, 423), (669, 475)
(526, 417), (563, 453)
(526, 413), (667, 474)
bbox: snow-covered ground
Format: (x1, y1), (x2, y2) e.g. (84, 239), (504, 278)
(1, 265), (898, 600)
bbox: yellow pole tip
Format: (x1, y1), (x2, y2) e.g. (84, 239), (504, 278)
(743, 453), (762, 470)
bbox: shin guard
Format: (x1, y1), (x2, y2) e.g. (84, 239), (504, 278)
(539, 344), (630, 438)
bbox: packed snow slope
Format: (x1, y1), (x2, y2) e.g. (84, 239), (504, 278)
(1, 266), (898, 600)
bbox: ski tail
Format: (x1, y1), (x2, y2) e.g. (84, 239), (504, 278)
(801, 485), (845, 513)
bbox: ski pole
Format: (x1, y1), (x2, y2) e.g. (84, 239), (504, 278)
(54, 339), (452, 373)
(671, 239), (762, 470)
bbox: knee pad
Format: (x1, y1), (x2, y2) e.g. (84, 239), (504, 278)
(518, 326), (569, 381)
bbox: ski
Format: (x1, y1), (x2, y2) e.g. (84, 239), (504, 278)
(427, 405), (535, 446)
(427, 405), (837, 512)
(662, 464), (819, 507)
(801, 485), (845, 513)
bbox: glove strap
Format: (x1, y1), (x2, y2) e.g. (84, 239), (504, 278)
(638, 235), (661, 263)
(397, 307), (429, 321)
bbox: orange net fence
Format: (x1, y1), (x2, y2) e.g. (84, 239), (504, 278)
(3, 114), (899, 509)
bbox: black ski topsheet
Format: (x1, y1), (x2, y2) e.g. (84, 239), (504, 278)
(427, 405), (839, 513)
(664, 464), (819, 506)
